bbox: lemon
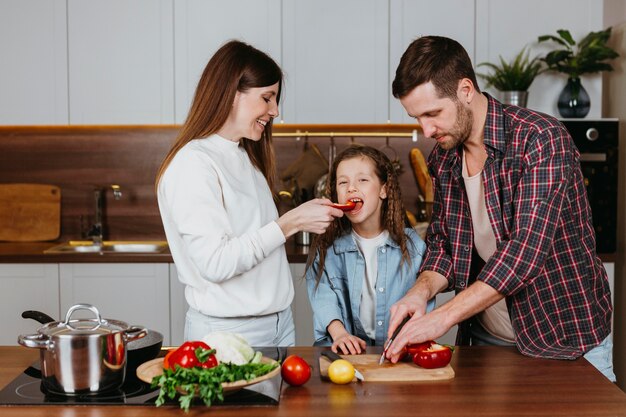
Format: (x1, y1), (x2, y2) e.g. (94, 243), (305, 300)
(327, 359), (355, 384)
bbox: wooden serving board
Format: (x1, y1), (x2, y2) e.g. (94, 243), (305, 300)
(319, 354), (454, 382)
(0, 184), (61, 241)
(136, 357), (281, 393)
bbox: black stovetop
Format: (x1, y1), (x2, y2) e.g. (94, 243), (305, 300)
(0, 346), (285, 407)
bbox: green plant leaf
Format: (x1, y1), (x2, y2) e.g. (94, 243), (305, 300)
(538, 27), (619, 77)
(557, 29), (576, 45)
(477, 46), (544, 91)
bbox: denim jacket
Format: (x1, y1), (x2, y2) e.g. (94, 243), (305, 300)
(306, 227), (434, 346)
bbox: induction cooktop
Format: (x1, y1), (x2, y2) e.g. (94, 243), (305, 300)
(0, 346), (285, 407)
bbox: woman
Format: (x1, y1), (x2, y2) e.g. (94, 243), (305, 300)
(156, 40), (342, 346)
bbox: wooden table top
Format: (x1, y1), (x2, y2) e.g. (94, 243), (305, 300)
(1, 345), (625, 417)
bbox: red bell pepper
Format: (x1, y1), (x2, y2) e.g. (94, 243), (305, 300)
(163, 341), (218, 370)
(412, 343), (453, 369)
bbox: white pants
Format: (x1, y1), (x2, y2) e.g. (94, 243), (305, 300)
(184, 307), (295, 347)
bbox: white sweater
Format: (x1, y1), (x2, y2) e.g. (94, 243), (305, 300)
(157, 134), (293, 317)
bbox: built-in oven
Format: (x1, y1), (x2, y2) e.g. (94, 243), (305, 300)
(561, 119), (619, 255)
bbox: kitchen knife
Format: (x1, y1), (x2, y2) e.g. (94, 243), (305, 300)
(379, 315), (411, 365)
(320, 350), (365, 382)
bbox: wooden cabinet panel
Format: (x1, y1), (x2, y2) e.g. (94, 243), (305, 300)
(67, 0), (174, 124)
(0, 264), (59, 345)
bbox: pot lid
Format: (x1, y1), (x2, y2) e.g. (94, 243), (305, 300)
(38, 304), (129, 337)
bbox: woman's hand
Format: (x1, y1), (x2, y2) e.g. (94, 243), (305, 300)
(276, 198), (343, 238)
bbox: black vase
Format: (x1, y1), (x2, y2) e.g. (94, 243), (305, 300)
(557, 77), (590, 118)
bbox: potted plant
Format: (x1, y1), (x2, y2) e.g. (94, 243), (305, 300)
(477, 47), (544, 108)
(538, 27), (619, 118)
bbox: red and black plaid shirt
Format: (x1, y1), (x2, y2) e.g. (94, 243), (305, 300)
(421, 94), (612, 359)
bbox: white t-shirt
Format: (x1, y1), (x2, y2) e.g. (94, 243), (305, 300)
(462, 150), (515, 343)
(158, 134), (293, 317)
(352, 229), (389, 340)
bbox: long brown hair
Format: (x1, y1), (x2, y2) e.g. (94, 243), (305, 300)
(306, 145), (413, 284)
(155, 40), (283, 190)
(392, 35), (479, 100)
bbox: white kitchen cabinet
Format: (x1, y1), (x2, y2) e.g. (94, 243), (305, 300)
(66, 0), (174, 124)
(169, 263), (187, 346)
(290, 263), (314, 346)
(59, 263), (172, 344)
(173, 0), (282, 123)
(475, 0), (604, 117)
(0, 0), (68, 125)
(282, 0), (389, 123)
(388, 0), (476, 124)
(0, 264), (59, 345)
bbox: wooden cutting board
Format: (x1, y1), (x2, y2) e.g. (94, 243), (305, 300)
(0, 184), (61, 242)
(319, 354), (454, 382)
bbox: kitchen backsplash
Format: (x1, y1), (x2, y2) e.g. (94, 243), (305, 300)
(0, 125), (431, 242)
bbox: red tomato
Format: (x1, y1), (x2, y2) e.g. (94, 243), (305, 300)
(281, 355), (311, 386)
(412, 343), (453, 369)
(164, 341), (218, 370)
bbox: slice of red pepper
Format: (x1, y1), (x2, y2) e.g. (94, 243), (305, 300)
(412, 343), (453, 369)
(329, 200), (357, 211)
(163, 341), (218, 370)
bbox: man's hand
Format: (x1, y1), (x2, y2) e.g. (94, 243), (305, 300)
(387, 270), (448, 340)
(386, 308), (454, 363)
(386, 280), (506, 363)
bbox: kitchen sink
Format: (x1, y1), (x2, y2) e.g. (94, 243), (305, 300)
(44, 241), (169, 254)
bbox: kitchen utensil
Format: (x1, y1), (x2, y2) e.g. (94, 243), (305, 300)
(379, 315), (411, 365)
(0, 183), (61, 241)
(136, 356), (281, 393)
(410, 148), (433, 202)
(320, 350), (365, 381)
(21, 308), (163, 373)
(17, 304), (147, 395)
(319, 353), (454, 382)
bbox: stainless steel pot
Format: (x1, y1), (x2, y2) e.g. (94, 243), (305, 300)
(17, 303), (147, 395)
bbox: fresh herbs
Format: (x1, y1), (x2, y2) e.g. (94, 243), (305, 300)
(152, 361), (279, 412)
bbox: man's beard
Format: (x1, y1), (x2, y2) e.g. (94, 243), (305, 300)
(437, 100), (473, 151)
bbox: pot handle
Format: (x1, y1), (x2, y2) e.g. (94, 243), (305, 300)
(18, 333), (51, 350)
(123, 326), (148, 343)
(63, 303), (104, 330)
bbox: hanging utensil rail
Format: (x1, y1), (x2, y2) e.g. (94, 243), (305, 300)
(272, 123), (421, 141)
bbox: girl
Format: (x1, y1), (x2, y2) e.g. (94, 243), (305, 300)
(156, 40), (343, 347)
(306, 145), (434, 354)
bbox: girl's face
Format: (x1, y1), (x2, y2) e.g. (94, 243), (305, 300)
(335, 156), (387, 237)
(219, 82), (280, 142)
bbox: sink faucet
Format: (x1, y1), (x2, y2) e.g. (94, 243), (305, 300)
(87, 184), (122, 245)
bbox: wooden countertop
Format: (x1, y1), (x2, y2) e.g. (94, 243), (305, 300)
(0, 239), (311, 264)
(1, 346), (625, 416)
(0, 240), (614, 264)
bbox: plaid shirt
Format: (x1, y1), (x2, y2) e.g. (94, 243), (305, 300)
(421, 94), (612, 359)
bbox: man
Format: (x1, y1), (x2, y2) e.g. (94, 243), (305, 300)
(385, 36), (614, 381)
